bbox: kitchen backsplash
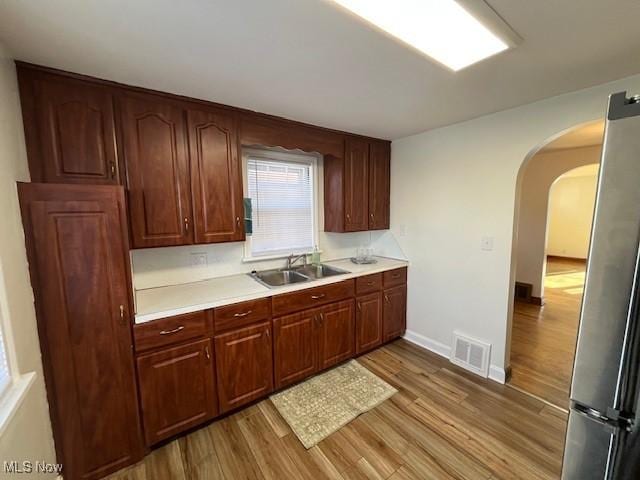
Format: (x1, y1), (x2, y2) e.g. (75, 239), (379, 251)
(131, 230), (406, 291)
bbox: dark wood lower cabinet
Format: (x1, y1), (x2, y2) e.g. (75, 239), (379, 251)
(136, 339), (217, 446)
(214, 322), (273, 413)
(356, 292), (383, 354)
(383, 285), (407, 342)
(273, 310), (319, 389)
(318, 299), (355, 370)
(18, 183), (143, 480)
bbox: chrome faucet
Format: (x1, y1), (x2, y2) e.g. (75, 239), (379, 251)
(285, 253), (307, 270)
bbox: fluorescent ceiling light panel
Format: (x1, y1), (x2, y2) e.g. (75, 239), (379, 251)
(330, 0), (511, 71)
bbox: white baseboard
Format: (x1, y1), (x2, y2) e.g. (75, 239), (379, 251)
(488, 365), (506, 384)
(403, 329), (451, 358)
(403, 329), (506, 385)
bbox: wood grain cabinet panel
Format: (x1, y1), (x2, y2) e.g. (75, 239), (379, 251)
(213, 298), (270, 333)
(356, 292), (383, 354)
(368, 141), (390, 230)
(318, 299), (355, 371)
(272, 279), (355, 317)
(18, 183), (143, 480)
(136, 339), (217, 445)
(118, 92), (193, 248)
(273, 310), (319, 389)
(214, 322), (273, 413)
(18, 68), (120, 184)
(344, 137), (369, 232)
(133, 311), (209, 353)
(383, 285), (407, 342)
(187, 108), (244, 243)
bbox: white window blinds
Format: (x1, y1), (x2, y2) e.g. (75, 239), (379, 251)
(246, 151), (316, 257)
(0, 320), (11, 397)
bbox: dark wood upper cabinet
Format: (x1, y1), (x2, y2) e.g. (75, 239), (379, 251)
(136, 338), (217, 446)
(118, 92), (193, 248)
(273, 309), (319, 389)
(383, 284), (407, 342)
(344, 137), (369, 232)
(368, 141), (390, 230)
(318, 299), (355, 371)
(187, 108), (244, 243)
(17, 67), (120, 184)
(324, 137), (390, 233)
(356, 292), (383, 354)
(214, 322), (273, 413)
(18, 183), (143, 480)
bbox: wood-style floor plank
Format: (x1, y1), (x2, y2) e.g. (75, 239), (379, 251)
(107, 339), (566, 480)
(509, 257), (583, 408)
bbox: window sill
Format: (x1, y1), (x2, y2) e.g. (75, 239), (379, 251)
(0, 371), (36, 436)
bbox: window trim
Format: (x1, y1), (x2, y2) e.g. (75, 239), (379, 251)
(241, 147), (320, 262)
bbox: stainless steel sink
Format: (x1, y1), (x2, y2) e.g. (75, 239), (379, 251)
(249, 263), (350, 288)
(250, 268), (310, 288)
(293, 264), (350, 280)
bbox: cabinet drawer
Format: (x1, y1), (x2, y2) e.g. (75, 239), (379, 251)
(356, 273), (383, 295)
(383, 267), (407, 287)
(214, 298), (271, 332)
(272, 279), (355, 317)
(134, 311), (208, 352)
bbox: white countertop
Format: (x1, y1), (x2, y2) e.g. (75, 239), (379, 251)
(134, 256), (409, 324)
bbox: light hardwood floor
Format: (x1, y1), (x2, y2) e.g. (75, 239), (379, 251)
(509, 257), (585, 409)
(108, 340), (567, 480)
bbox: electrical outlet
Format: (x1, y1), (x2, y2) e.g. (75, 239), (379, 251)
(190, 252), (208, 267)
(481, 236), (494, 251)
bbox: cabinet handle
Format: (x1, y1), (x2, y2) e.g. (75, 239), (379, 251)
(110, 162), (116, 179)
(367, 281), (374, 286)
(264, 329), (270, 339)
(346, 214), (351, 222)
(370, 213), (374, 219)
(119, 304), (125, 324)
(233, 310), (252, 318)
(159, 325), (185, 335)
(311, 294), (326, 300)
(357, 303), (361, 312)
(236, 216), (241, 227)
(384, 295), (390, 303)
(319, 313), (324, 324)
(205, 345), (211, 360)
(184, 217), (189, 232)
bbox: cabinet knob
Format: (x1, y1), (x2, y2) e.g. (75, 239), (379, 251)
(357, 303), (361, 312)
(110, 162), (116, 179)
(119, 305), (125, 324)
(236, 216), (241, 227)
(346, 214), (351, 221)
(205, 345), (211, 360)
(264, 329), (270, 339)
(384, 295), (390, 303)
(184, 217), (190, 232)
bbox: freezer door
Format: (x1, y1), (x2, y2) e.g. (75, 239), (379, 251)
(570, 97), (640, 413)
(562, 409), (615, 479)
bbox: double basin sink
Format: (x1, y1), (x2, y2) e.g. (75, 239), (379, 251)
(250, 263), (350, 288)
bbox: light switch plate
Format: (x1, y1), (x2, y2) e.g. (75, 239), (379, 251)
(481, 236), (494, 251)
(190, 252), (208, 267)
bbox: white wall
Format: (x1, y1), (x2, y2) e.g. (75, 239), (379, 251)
(0, 43), (56, 476)
(547, 173), (598, 258)
(515, 147), (600, 297)
(392, 73), (640, 380)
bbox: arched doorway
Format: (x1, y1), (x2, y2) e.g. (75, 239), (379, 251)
(506, 120), (603, 409)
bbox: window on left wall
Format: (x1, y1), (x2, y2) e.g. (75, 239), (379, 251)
(243, 148), (319, 260)
(0, 311), (11, 399)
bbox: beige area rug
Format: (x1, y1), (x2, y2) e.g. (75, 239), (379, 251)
(270, 360), (397, 449)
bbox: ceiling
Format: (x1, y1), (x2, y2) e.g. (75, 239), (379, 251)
(540, 120), (605, 152)
(1, 0), (640, 140)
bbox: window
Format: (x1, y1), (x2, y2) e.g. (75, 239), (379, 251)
(244, 148), (318, 259)
(0, 313), (10, 398)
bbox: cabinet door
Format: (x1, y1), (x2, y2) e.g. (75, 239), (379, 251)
(368, 141), (390, 230)
(215, 322), (273, 413)
(137, 338), (217, 445)
(383, 285), (407, 342)
(273, 310), (319, 389)
(119, 93), (193, 248)
(318, 299), (355, 370)
(18, 183), (143, 480)
(187, 108), (244, 243)
(27, 72), (120, 184)
(356, 292), (383, 354)
(344, 137), (369, 232)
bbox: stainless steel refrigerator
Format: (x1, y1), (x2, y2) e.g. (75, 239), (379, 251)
(562, 92), (640, 479)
